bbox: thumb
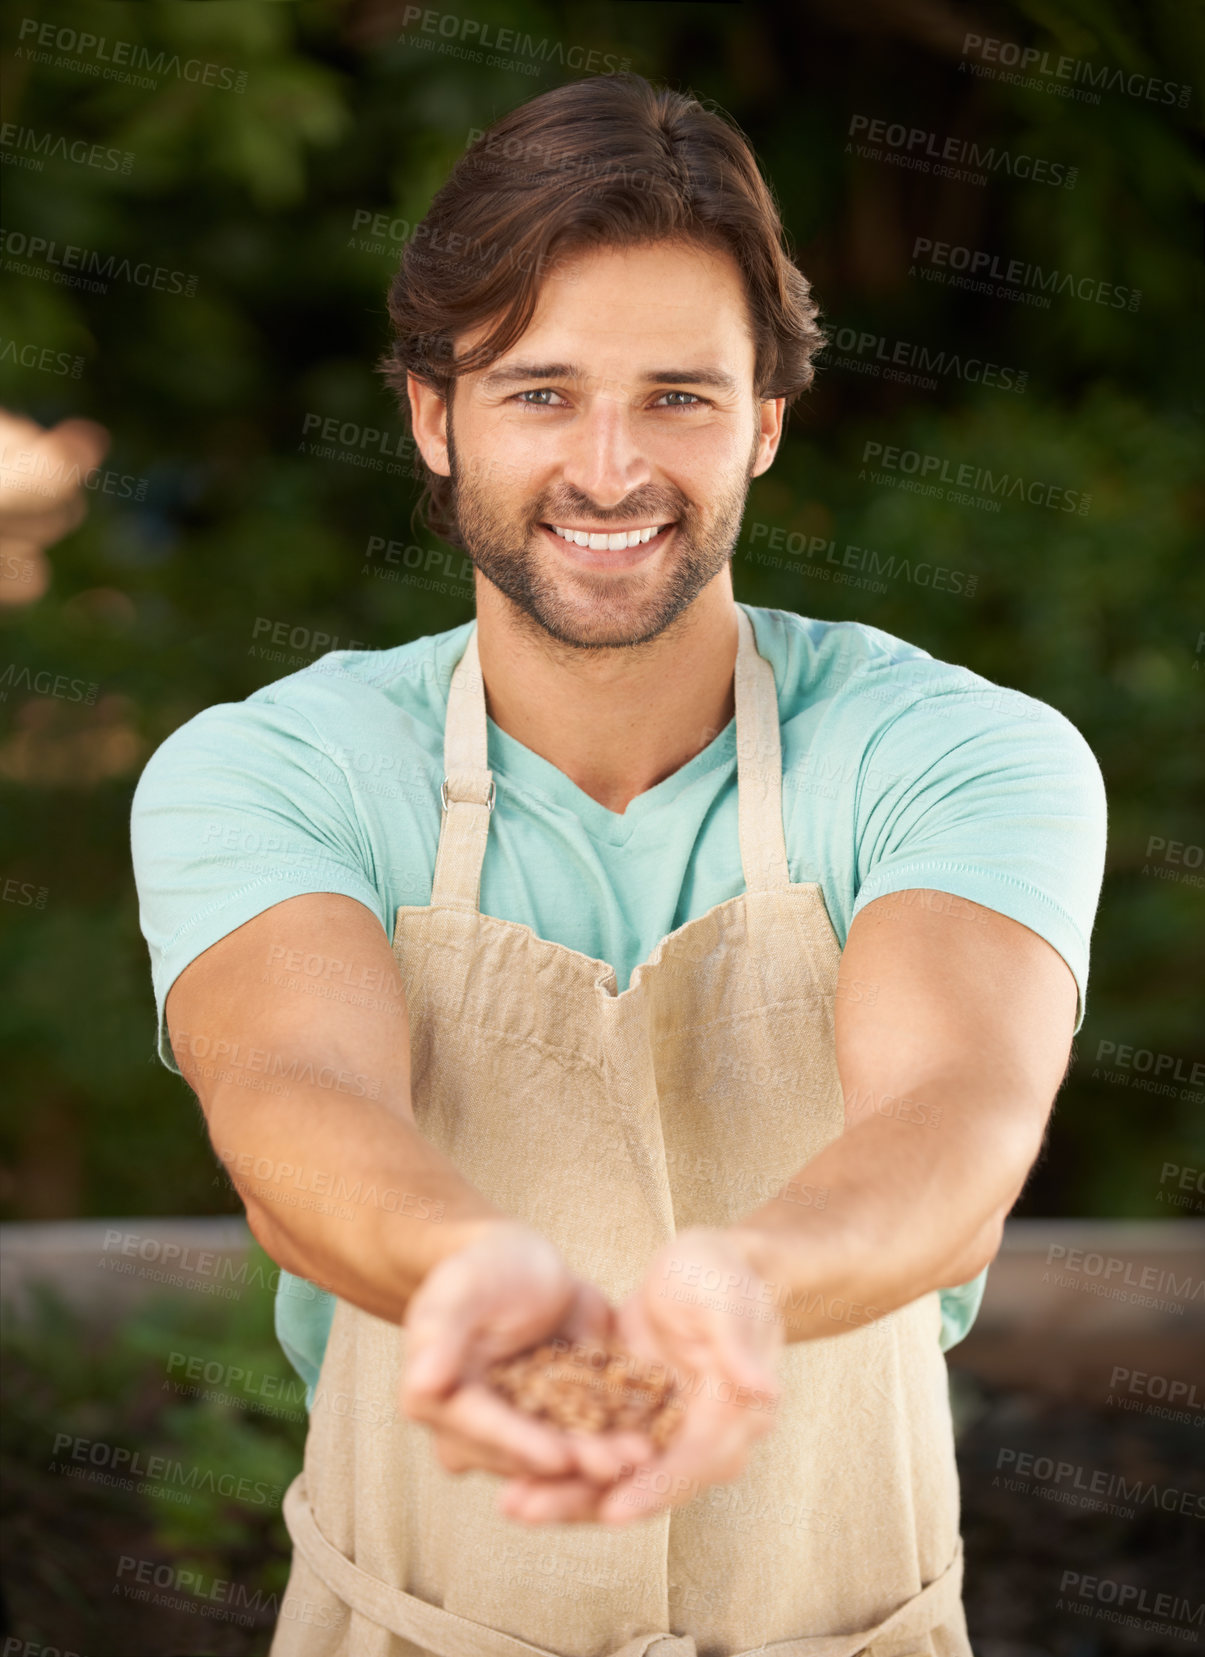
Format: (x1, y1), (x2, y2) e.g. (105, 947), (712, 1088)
(612, 1295), (664, 1368)
(403, 1279), (473, 1397)
(563, 1280), (617, 1347)
(404, 1334), (461, 1398)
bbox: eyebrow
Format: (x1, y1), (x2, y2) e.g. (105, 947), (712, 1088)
(477, 361), (742, 396)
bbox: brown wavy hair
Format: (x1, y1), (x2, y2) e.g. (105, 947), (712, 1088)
(376, 72), (826, 549)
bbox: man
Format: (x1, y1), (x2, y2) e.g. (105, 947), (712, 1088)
(131, 72), (1106, 1657)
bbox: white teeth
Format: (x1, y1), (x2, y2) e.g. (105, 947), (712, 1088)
(550, 523), (667, 550)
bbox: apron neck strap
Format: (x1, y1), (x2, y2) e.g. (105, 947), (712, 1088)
(733, 604), (792, 893)
(432, 604), (790, 912)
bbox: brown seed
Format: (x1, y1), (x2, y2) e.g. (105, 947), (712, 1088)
(486, 1340), (684, 1447)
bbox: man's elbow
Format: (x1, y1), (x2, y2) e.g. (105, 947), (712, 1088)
(940, 1207), (1007, 1286)
(242, 1193), (287, 1267)
(948, 1105), (1046, 1281)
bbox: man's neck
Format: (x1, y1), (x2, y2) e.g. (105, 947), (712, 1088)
(472, 578), (740, 816)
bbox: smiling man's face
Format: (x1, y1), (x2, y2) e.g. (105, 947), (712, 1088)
(411, 238), (784, 649)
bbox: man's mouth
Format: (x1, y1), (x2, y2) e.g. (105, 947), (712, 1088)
(543, 520), (675, 552)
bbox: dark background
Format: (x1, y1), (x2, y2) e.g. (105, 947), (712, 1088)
(1, 0), (1201, 1650)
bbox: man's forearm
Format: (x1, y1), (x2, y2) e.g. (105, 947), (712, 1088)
(726, 1077), (1039, 1341)
(206, 1077), (506, 1324)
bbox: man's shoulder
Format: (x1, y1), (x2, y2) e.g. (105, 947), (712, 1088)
(133, 621), (473, 797)
(251, 619), (474, 722)
(747, 603), (1065, 731)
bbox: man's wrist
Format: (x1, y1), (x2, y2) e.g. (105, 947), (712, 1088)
(722, 1205), (880, 1341)
(393, 1208), (514, 1299)
(723, 1224), (789, 1295)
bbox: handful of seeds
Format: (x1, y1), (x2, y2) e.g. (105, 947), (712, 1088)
(486, 1339), (685, 1450)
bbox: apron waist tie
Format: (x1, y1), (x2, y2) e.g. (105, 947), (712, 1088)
(283, 1474), (963, 1657)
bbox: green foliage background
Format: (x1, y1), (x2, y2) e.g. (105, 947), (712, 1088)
(1, 0), (1202, 1224)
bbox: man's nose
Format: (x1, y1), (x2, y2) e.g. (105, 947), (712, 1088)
(557, 392), (653, 508)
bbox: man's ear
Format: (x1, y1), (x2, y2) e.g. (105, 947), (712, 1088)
(407, 372), (452, 477)
(751, 395), (786, 479)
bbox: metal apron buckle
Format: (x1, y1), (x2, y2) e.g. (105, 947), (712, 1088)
(440, 774), (495, 813)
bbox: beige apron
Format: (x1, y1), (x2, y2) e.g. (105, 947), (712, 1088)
(271, 605), (971, 1657)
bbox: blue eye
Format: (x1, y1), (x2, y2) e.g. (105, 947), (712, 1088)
(511, 387), (706, 409)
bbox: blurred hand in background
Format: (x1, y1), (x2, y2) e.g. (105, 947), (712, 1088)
(0, 409), (111, 607)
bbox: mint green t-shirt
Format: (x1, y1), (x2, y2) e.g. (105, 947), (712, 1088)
(130, 603), (1107, 1402)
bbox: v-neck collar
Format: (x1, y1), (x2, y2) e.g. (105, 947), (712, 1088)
(485, 712), (737, 847)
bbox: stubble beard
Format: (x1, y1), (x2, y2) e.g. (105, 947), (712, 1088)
(447, 416), (759, 651)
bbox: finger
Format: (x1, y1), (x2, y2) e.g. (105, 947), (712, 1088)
(52, 416), (111, 459)
(564, 1427), (655, 1485)
(432, 1424), (542, 1479)
(0, 490), (88, 536)
(0, 429), (100, 512)
(561, 1281), (616, 1348)
(41, 419), (112, 492)
(437, 1383), (576, 1475)
(499, 1474), (605, 1525)
(595, 1399), (753, 1524)
(402, 1280), (483, 1399)
(0, 541), (50, 606)
(401, 1336), (464, 1403)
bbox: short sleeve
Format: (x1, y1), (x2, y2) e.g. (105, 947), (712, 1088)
(937, 1266), (988, 1352)
(130, 695), (389, 1075)
(849, 685), (1108, 1033)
